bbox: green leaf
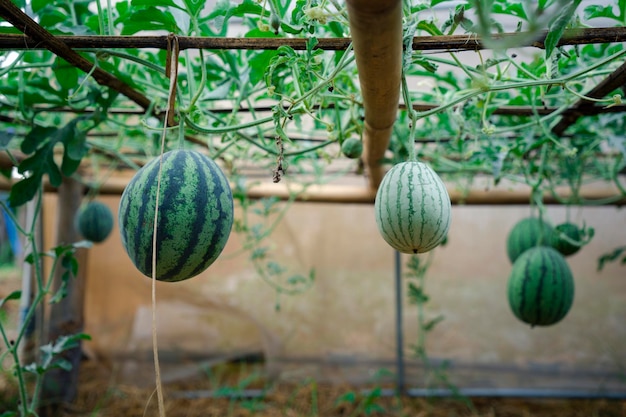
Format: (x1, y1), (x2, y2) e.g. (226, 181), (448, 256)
(0, 26), (22, 34)
(335, 391), (357, 405)
(230, 0), (264, 17)
(583, 5), (619, 22)
(417, 20), (442, 36)
(9, 174), (42, 207)
(598, 246), (626, 271)
(51, 358), (73, 371)
(61, 151), (82, 176)
(408, 282), (429, 304)
(63, 127), (88, 161)
(0, 290), (22, 310)
(0, 128), (15, 151)
(423, 314), (445, 331)
(121, 7), (181, 34)
(250, 247), (268, 260)
(544, 0), (582, 60)
(131, 0), (185, 11)
(53, 57), (79, 91)
(21, 126), (56, 154)
(248, 50), (278, 86)
(492, 2), (528, 20)
(413, 57), (438, 73)
(46, 151), (62, 187)
(182, 0), (205, 16)
(49, 280), (68, 304)
(431, 0), (454, 6)
(62, 253), (79, 276)
(266, 261), (286, 276)
(31, 0), (51, 13)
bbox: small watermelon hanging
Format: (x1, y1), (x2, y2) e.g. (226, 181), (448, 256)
(75, 201), (114, 243)
(374, 161), (451, 254)
(506, 217), (554, 263)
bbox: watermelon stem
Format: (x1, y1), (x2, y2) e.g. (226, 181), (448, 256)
(177, 118), (186, 150)
(400, 72), (417, 162)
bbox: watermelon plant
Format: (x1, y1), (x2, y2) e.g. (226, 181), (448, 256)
(0, 0), (624, 413)
(118, 149), (234, 282)
(374, 161), (451, 254)
(75, 201), (114, 243)
(507, 246), (575, 327)
(506, 217), (555, 263)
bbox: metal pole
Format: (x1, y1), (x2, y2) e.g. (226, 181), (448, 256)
(394, 250), (405, 394)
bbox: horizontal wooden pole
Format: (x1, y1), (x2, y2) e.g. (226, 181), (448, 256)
(1, 176), (624, 206)
(0, 27), (625, 51)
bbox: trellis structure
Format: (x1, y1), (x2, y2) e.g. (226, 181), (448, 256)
(1, 0), (626, 415)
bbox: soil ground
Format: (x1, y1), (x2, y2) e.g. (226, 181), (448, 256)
(2, 359), (623, 417)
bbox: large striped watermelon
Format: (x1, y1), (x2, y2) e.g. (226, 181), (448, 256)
(374, 161), (451, 254)
(507, 246), (575, 327)
(118, 149), (234, 282)
(76, 201), (114, 243)
(506, 217), (554, 263)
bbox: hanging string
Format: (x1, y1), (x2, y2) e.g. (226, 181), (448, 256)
(149, 32), (180, 417)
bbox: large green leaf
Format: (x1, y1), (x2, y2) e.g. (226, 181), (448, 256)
(121, 7), (181, 34)
(9, 174), (43, 207)
(21, 126), (56, 154)
(131, 0), (184, 11)
(53, 57), (79, 92)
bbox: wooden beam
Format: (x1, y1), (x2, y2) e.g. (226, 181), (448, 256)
(1, 27), (625, 51)
(346, 0), (403, 190)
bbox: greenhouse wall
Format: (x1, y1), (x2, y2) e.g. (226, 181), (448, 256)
(41, 189), (626, 393)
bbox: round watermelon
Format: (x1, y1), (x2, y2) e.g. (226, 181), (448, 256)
(506, 217), (554, 263)
(341, 138), (363, 159)
(552, 222), (582, 256)
(374, 161), (451, 254)
(76, 201), (114, 243)
(118, 150), (234, 282)
(507, 246), (575, 327)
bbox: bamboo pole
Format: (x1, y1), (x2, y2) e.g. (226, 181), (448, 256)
(345, 0), (403, 190)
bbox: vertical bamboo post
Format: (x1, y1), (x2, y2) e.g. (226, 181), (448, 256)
(40, 177), (87, 415)
(346, 0), (403, 190)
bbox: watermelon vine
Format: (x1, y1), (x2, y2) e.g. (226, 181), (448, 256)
(0, 0), (625, 414)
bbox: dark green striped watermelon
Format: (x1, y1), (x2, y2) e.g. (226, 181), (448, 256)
(506, 217), (554, 263)
(374, 161), (451, 254)
(76, 201), (114, 243)
(552, 222), (582, 256)
(341, 138), (363, 159)
(507, 246), (575, 327)
(118, 150), (234, 282)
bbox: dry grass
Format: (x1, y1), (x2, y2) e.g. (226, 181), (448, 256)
(46, 360), (626, 417)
